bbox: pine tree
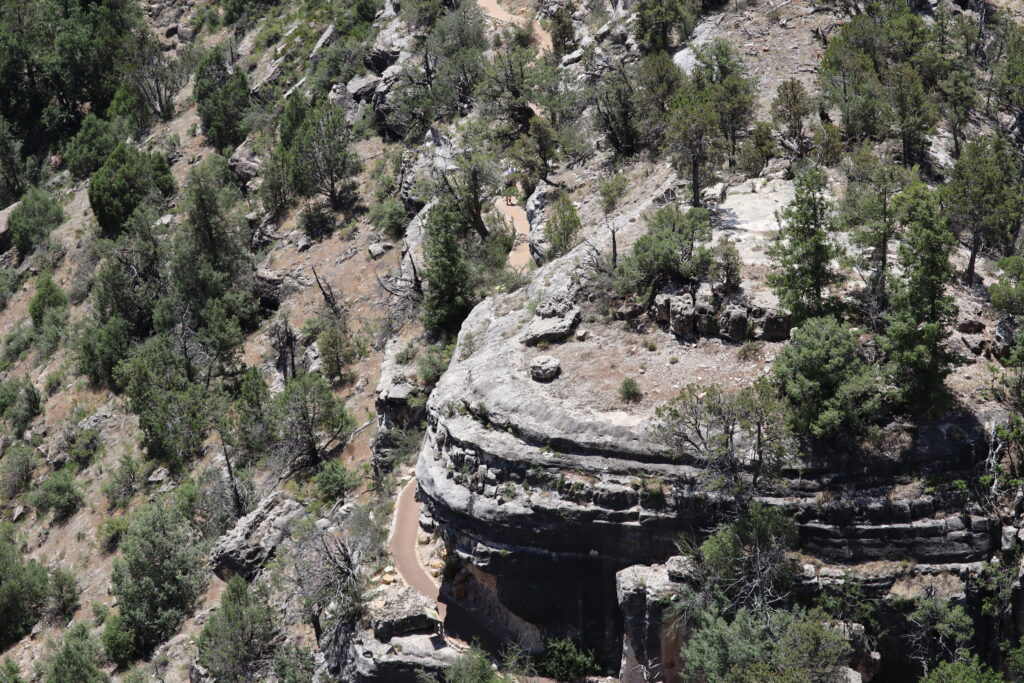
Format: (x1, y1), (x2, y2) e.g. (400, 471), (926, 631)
(422, 200), (476, 336)
(767, 169), (845, 322)
(840, 148), (913, 322)
(882, 183), (956, 411)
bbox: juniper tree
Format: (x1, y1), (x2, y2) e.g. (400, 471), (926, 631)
(771, 79), (812, 154)
(666, 78), (723, 207)
(943, 134), (1024, 285)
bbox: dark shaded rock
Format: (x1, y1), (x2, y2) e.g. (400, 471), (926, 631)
(718, 303), (748, 343)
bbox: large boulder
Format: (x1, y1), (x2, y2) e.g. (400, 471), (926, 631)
(365, 18), (414, 73)
(367, 585), (438, 641)
(210, 492), (305, 580)
(668, 294), (696, 340)
(718, 303), (748, 343)
(522, 297), (581, 345)
(347, 73), (382, 102)
(228, 138), (261, 190)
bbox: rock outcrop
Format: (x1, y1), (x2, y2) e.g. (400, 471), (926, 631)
(210, 492), (306, 580)
(406, 161), (1004, 670)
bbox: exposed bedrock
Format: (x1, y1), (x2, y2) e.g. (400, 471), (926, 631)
(401, 165), (1009, 673)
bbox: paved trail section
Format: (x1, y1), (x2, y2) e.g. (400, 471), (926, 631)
(391, 478), (511, 653)
(385, 0), (552, 667)
(390, 478), (444, 616)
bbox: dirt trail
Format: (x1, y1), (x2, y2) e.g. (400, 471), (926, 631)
(497, 197), (533, 269)
(477, 0), (552, 53)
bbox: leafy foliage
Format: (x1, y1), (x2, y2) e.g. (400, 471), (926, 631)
(195, 48), (250, 150)
(0, 524), (47, 651)
(65, 115), (119, 180)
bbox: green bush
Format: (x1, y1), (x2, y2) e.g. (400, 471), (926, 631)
(1, 325), (34, 368)
(738, 121), (777, 177)
(774, 316), (883, 439)
(35, 306), (67, 361)
(101, 613), (136, 668)
(76, 316), (132, 389)
(7, 187), (64, 259)
(31, 469), (84, 521)
(922, 658), (1003, 683)
(538, 638), (599, 682)
(195, 49), (250, 150)
(0, 524), (48, 650)
(614, 205), (711, 300)
(2, 380), (40, 437)
(417, 343), (454, 390)
(619, 377), (642, 402)
(66, 427), (103, 469)
(196, 576), (279, 682)
(106, 504), (206, 664)
(97, 515), (130, 552)
(315, 459), (360, 503)
(65, 115), (119, 180)
(0, 443), (36, 500)
(546, 192), (581, 258)
(45, 568), (81, 623)
(0, 657), (23, 683)
(45, 623), (109, 683)
(368, 197), (409, 239)
(108, 85), (154, 140)
(0, 269), (18, 312)
(298, 199), (336, 240)
(29, 272), (68, 328)
(88, 143), (175, 237)
(102, 454), (139, 511)
(273, 645), (316, 683)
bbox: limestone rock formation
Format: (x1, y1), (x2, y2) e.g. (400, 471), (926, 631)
(209, 492), (306, 580)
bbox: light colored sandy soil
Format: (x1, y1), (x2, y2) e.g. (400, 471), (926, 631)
(496, 197), (534, 270)
(478, 0), (553, 52)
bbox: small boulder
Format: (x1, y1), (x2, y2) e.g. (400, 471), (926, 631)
(368, 241), (395, 259)
(957, 319), (985, 334)
(530, 355), (561, 382)
(522, 298), (581, 345)
(147, 467), (171, 485)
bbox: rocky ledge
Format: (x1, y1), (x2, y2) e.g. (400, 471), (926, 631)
(406, 165), (1010, 671)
